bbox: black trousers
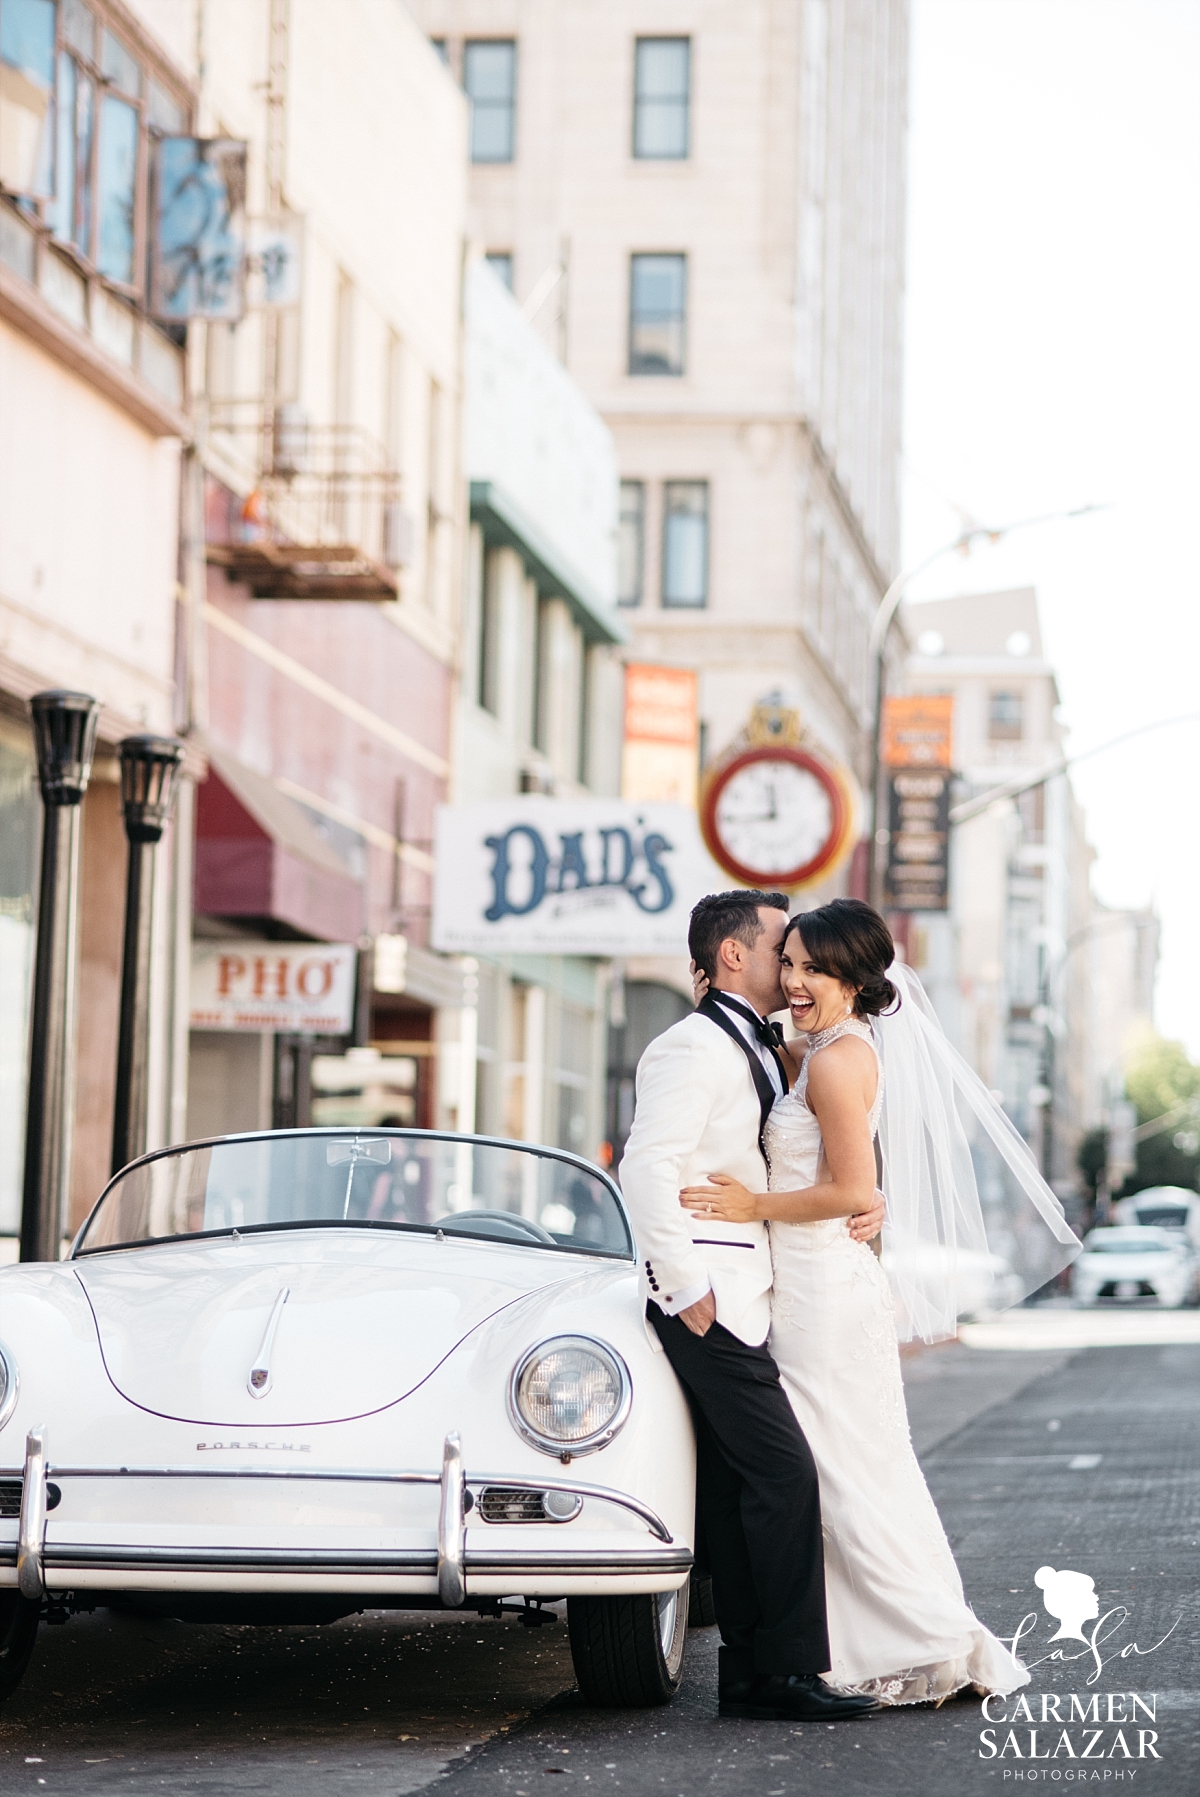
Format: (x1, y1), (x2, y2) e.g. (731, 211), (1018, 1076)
(650, 1306), (830, 1680)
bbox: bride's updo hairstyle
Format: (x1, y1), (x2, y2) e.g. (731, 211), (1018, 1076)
(785, 898), (899, 1019)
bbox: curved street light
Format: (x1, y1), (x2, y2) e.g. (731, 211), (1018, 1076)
(865, 502), (1108, 898)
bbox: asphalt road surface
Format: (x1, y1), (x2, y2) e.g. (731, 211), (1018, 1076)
(3, 1322), (1197, 1797)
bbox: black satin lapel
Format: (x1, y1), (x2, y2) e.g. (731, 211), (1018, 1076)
(697, 995), (776, 1152)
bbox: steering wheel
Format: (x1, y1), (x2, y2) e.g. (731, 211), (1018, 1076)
(434, 1208), (557, 1245)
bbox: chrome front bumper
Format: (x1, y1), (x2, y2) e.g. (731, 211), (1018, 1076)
(9, 1428), (690, 1599)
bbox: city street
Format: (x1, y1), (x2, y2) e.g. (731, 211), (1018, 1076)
(2, 5), (1199, 1795)
(4, 1319), (1197, 1797)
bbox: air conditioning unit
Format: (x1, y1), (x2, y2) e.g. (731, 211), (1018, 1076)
(272, 404), (309, 479)
(383, 503), (416, 569)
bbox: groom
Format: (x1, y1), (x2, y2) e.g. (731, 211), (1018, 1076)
(620, 890), (885, 1721)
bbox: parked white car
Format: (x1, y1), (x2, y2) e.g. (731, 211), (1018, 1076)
(1113, 1185), (1200, 1250)
(0, 1129), (700, 1708)
(1070, 1225), (1197, 1309)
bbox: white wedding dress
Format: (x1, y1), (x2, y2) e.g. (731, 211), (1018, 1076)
(764, 1017), (1029, 1704)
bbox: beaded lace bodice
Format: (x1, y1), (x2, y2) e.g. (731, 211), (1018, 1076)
(763, 1017), (882, 1222)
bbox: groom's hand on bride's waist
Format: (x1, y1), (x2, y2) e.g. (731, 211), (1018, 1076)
(847, 1189), (887, 1243)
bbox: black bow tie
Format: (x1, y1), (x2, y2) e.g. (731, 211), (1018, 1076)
(711, 991), (784, 1050)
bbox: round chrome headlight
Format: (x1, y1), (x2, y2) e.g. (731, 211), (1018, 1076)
(509, 1336), (631, 1456)
(0, 1342), (18, 1433)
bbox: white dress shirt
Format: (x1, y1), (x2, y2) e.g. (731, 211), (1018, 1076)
(654, 991), (786, 1318)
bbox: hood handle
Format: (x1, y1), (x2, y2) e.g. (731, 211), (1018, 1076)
(247, 1287), (290, 1399)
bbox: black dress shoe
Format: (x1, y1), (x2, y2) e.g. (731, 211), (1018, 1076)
(719, 1673), (880, 1721)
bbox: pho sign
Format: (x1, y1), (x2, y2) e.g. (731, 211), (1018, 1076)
(190, 941), (356, 1034)
(432, 798), (723, 956)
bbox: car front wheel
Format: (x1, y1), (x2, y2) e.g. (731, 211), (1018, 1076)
(687, 1573), (717, 1628)
(567, 1581), (689, 1707)
(0, 1594), (40, 1703)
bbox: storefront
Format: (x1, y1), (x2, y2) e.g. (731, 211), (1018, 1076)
(433, 793), (724, 1165)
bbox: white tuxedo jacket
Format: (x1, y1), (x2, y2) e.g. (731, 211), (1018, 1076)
(619, 1010), (774, 1348)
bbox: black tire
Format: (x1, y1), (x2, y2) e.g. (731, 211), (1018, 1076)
(0, 1594), (39, 1703)
(687, 1573), (717, 1629)
(567, 1580), (689, 1707)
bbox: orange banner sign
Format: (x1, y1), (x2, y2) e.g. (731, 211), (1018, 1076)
(623, 664), (698, 746)
(622, 664), (699, 804)
(881, 695), (954, 768)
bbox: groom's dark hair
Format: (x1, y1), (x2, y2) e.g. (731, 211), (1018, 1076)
(689, 890), (789, 980)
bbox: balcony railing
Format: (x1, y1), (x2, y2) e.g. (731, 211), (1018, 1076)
(205, 408), (414, 601)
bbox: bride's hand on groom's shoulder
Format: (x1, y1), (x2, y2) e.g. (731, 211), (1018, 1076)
(689, 960), (710, 1006)
(679, 1173), (759, 1222)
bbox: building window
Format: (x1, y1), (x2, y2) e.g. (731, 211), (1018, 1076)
(628, 252), (686, 376)
(0, 721), (37, 1233)
(633, 37), (690, 159)
(0, 0), (57, 199)
(58, 9), (139, 280)
(989, 690), (1024, 741)
(477, 548), (501, 715)
(617, 480), (645, 606)
(555, 1000), (593, 1153)
(662, 481), (709, 607)
(429, 37), (448, 63)
(484, 250), (513, 291)
(1, 0), (188, 294)
(463, 39), (516, 164)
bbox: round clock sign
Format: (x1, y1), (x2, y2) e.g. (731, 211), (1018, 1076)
(700, 743), (854, 890)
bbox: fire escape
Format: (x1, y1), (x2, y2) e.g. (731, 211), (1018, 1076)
(202, 0), (409, 603)
(205, 406), (411, 601)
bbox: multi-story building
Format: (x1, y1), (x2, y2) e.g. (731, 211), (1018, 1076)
(903, 587), (1122, 1205)
(449, 256), (623, 1158)
(2, 0), (637, 1227)
(144, 0), (474, 1144)
(418, 0), (907, 775)
(0, 0), (198, 1243)
(1082, 902), (1159, 1134)
(415, 0), (911, 1120)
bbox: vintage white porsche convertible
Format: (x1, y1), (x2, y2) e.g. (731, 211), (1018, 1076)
(0, 1129), (705, 1707)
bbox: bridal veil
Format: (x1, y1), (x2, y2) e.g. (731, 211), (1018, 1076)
(874, 960), (1082, 1342)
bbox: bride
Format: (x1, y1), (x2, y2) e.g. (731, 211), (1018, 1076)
(684, 897), (1078, 1705)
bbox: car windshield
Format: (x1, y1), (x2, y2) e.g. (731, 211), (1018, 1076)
(75, 1131), (633, 1259)
(1084, 1232), (1175, 1255)
(1132, 1207), (1189, 1229)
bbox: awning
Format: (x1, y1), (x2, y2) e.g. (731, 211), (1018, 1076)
(194, 746), (364, 942)
(469, 481), (626, 647)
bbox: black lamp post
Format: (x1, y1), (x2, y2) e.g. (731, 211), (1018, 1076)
(21, 691), (101, 1263)
(111, 736), (185, 1176)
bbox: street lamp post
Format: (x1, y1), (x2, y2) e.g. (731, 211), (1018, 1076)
(865, 505), (1106, 903)
(111, 736), (185, 1176)
(21, 691), (101, 1263)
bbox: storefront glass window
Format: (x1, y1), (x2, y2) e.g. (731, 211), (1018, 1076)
(0, 726), (38, 1235)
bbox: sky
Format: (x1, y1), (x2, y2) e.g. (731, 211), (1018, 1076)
(901, 0), (1200, 1054)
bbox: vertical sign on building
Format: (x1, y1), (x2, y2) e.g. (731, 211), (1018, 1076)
(881, 696), (954, 911)
(151, 138), (249, 321)
(621, 664), (698, 804)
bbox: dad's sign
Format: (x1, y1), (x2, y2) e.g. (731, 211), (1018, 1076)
(432, 799), (723, 955)
(190, 941), (357, 1033)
